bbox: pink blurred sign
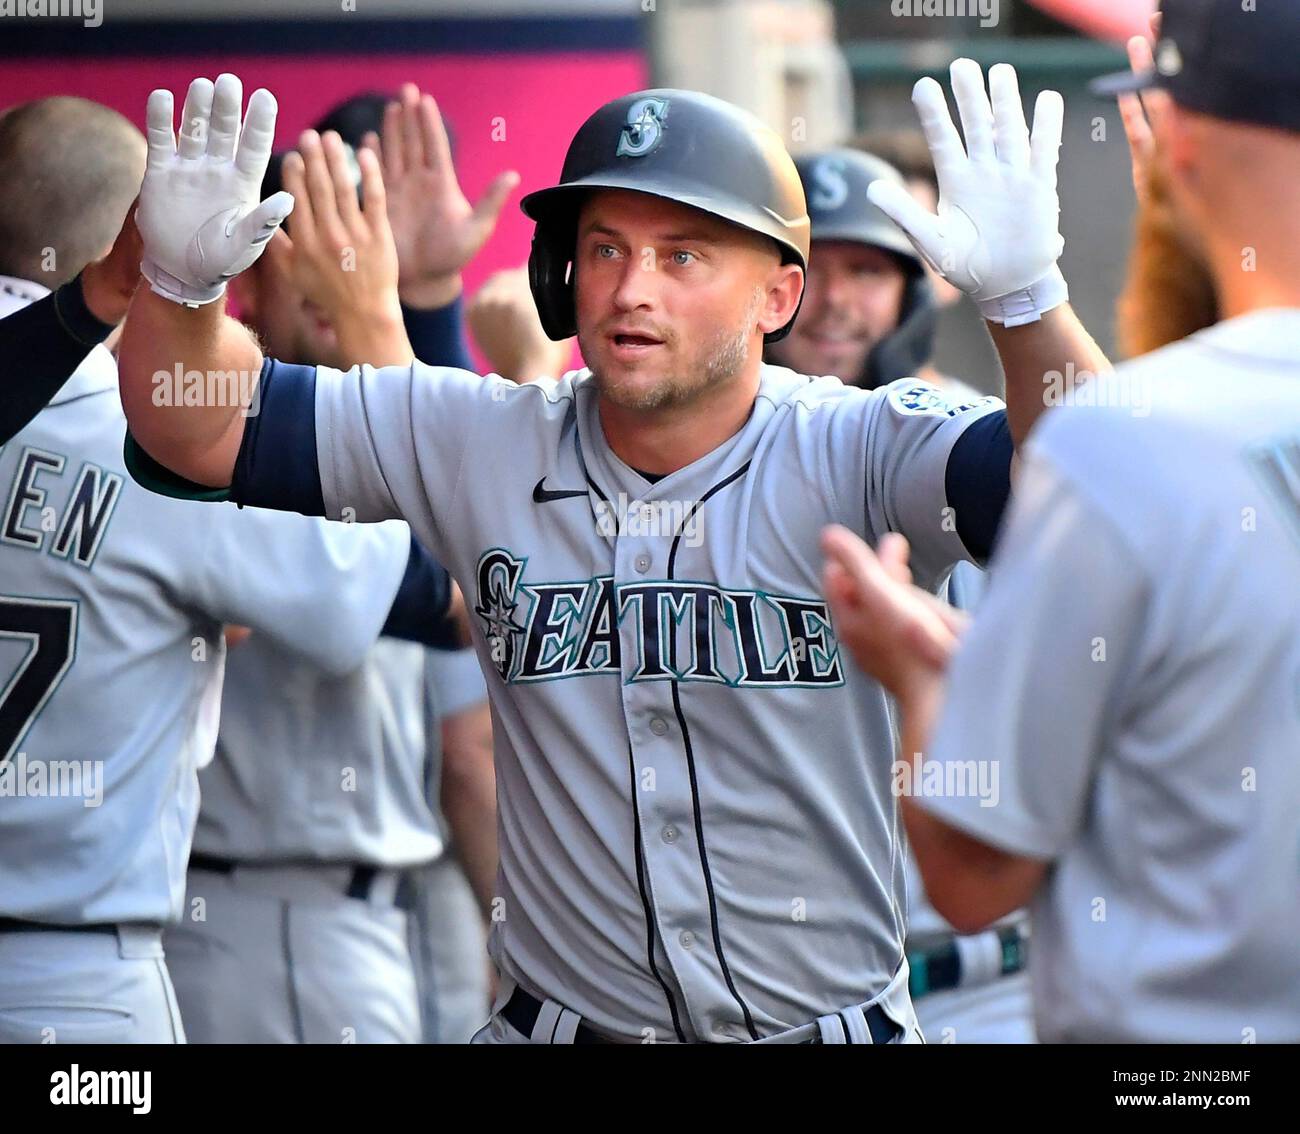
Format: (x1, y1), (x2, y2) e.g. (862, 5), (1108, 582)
(0, 47), (647, 369)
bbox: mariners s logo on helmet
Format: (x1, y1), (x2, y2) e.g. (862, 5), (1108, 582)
(809, 157), (850, 212)
(617, 97), (670, 158)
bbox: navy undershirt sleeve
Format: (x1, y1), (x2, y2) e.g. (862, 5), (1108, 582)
(229, 358), (325, 514)
(382, 536), (459, 649)
(1, 273), (115, 445)
(402, 297), (476, 372)
(124, 356), (325, 513)
(944, 410), (1013, 564)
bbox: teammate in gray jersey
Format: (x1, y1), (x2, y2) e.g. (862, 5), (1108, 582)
(164, 109), (491, 1043)
(766, 143), (1032, 1043)
(166, 633), (447, 1043)
(118, 66), (1108, 1043)
(0, 96), (456, 1045)
(822, 0), (1300, 1043)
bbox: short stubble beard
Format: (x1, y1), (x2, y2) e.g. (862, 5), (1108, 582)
(587, 287), (765, 411)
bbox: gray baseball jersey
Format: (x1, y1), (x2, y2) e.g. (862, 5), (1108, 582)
(918, 309), (1300, 1043)
(296, 358), (1003, 1041)
(0, 282), (410, 926)
(193, 606), (444, 868)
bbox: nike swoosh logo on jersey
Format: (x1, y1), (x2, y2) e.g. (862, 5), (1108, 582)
(532, 477), (587, 503)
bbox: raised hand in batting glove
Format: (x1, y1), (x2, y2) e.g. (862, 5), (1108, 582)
(138, 73), (294, 307)
(868, 60), (1068, 328)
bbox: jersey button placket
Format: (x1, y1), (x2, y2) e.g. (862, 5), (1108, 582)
(616, 519), (723, 1036)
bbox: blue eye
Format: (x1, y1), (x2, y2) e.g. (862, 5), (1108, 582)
(672, 250), (694, 266)
(596, 244), (619, 260)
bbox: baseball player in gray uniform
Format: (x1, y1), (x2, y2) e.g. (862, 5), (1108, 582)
(0, 98), (456, 1045)
(159, 115), (473, 1043)
(165, 632), (452, 1043)
(162, 103), (494, 1044)
(768, 146), (1032, 1043)
(0, 290), (433, 1045)
(821, 0), (1300, 1043)
(118, 66), (1108, 1043)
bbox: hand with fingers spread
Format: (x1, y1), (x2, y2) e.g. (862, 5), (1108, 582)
(364, 83), (520, 309)
(137, 73), (294, 307)
(821, 526), (967, 707)
(278, 129), (406, 353)
(867, 60), (1068, 328)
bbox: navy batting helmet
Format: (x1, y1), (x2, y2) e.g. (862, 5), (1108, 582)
(794, 149), (925, 273)
(790, 147), (937, 390)
(520, 89), (811, 344)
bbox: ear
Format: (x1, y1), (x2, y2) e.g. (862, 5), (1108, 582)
(756, 263), (805, 336)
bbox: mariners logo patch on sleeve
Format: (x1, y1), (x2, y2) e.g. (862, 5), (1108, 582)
(888, 383), (952, 416)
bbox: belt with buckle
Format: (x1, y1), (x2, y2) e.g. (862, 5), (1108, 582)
(503, 986), (901, 1044)
(502, 986), (612, 1044)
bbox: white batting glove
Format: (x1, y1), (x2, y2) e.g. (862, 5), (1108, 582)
(868, 60), (1068, 328)
(137, 73), (294, 307)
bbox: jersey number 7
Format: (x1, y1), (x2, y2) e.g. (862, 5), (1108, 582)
(0, 596), (78, 767)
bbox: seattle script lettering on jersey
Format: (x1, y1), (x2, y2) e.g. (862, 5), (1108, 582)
(475, 548), (844, 689)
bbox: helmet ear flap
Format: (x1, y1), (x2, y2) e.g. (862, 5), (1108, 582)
(528, 218), (578, 342)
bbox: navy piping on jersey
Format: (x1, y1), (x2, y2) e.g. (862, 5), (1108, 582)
(665, 461), (761, 1041)
(625, 744), (688, 1043)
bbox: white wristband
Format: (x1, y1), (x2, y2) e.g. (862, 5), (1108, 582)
(978, 265), (1069, 328)
(141, 258), (228, 309)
